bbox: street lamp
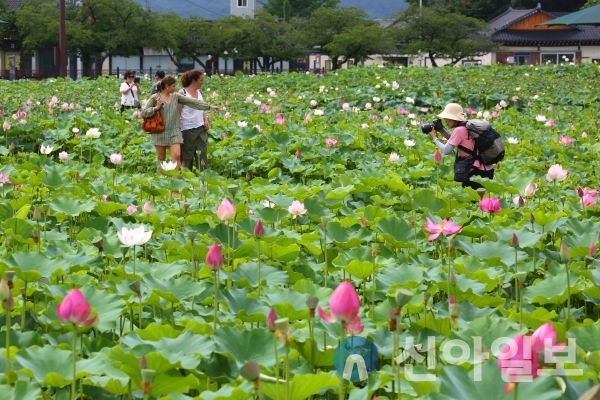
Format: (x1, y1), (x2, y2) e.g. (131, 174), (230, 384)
(59, 0), (67, 77)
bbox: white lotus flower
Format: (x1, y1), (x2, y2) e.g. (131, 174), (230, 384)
(314, 109), (324, 116)
(389, 153), (400, 162)
(117, 226), (152, 247)
(406, 97), (414, 104)
(237, 121), (248, 128)
(161, 161), (178, 171)
(404, 139), (416, 147)
(536, 115), (546, 122)
(86, 128), (101, 138)
(507, 137), (519, 144)
(40, 145), (53, 155)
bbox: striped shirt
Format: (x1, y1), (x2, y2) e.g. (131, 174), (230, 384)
(142, 93), (212, 147)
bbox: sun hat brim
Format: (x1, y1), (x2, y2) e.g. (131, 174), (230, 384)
(437, 110), (467, 121)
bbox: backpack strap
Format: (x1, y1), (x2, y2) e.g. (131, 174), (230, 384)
(126, 82), (136, 100)
(457, 145), (477, 159)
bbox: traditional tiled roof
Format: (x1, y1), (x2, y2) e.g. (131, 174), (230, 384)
(488, 5), (600, 45)
(492, 26), (600, 45)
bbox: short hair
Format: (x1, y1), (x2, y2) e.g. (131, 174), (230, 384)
(155, 75), (177, 92)
(181, 69), (204, 87)
(155, 70), (166, 79)
(124, 70), (135, 78)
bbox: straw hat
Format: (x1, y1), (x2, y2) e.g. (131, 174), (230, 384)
(437, 103), (467, 122)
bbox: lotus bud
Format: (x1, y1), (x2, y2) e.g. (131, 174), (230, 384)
(32, 229), (39, 243)
(448, 296), (460, 319)
(449, 271), (456, 286)
(239, 360), (261, 382)
(246, 172), (251, 180)
(530, 213), (535, 224)
(266, 308), (278, 332)
(305, 296), (319, 311)
(423, 292), (431, 305)
(2, 291), (14, 311)
(187, 230), (198, 242)
(75, 171), (80, 181)
(560, 241), (571, 263)
(0, 279), (9, 301)
(511, 233), (519, 248)
(206, 243), (224, 271)
(516, 271), (527, 283)
(434, 149), (442, 164)
(140, 355), (147, 369)
(577, 187), (584, 198)
(395, 288), (414, 308)
(129, 281), (141, 294)
(591, 243), (597, 257)
(274, 317), (289, 332)
(33, 207), (42, 221)
(254, 220), (265, 239)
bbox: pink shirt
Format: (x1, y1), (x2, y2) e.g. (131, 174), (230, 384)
(447, 126), (493, 171)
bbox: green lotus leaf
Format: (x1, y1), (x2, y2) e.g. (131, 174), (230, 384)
(94, 201), (127, 216)
(259, 241), (300, 263)
(291, 339), (334, 367)
(376, 265), (424, 291)
(0, 203), (13, 221)
(213, 326), (285, 368)
(523, 269), (581, 305)
(229, 261), (288, 288)
(261, 372), (338, 400)
(143, 275), (209, 305)
(220, 287), (269, 323)
(457, 240), (527, 268)
(1, 251), (68, 282)
(2, 218), (34, 243)
(41, 168), (66, 189)
(566, 324), (600, 353)
(198, 384), (253, 400)
(0, 381), (42, 400)
(50, 197), (96, 218)
(376, 216), (418, 248)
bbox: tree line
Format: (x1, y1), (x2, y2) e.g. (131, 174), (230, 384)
(0, 0), (593, 75)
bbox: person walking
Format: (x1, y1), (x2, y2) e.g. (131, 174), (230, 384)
(179, 69), (210, 171)
(141, 75), (219, 173)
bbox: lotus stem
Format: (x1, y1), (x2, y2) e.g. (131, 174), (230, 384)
(227, 224), (232, 288)
(285, 344), (290, 400)
(257, 237), (262, 297)
(139, 296), (143, 329)
(338, 321), (345, 400)
(20, 284), (26, 330)
(213, 270), (219, 331)
(514, 383), (518, 400)
(323, 219), (328, 288)
(273, 337), (280, 400)
(395, 314), (401, 400)
(309, 316), (315, 373)
(72, 325), (77, 400)
(515, 247), (520, 329)
(5, 311), (10, 385)
(566, 262), (571, 330)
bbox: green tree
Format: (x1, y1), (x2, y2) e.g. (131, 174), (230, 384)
(394, 5), (501, 66)
(583, 0), (600, 6)
(305, 7), (395, 70)
(15, 0), (161, 76)
(263, 0), (340, 19)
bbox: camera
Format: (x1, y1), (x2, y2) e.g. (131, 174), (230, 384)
(134, 77), (140, 84)
(421, 119), (443, 134)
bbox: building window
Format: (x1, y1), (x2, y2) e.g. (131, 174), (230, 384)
(541, 52), (575, 64)
(238, 0), (247, 7)
(514, 53), (530, 66)
(462, 60), (482, 66)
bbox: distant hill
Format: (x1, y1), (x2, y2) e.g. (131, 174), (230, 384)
(138, 0), (407, 20)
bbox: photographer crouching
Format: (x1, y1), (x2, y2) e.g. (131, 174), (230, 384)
(425, 103), (494, 190)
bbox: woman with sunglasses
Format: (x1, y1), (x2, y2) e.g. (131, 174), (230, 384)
(120, 70), (141, 113)
(142, 75), (219, 173)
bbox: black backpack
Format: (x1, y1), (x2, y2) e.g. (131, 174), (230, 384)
(458, 119), (505, 165)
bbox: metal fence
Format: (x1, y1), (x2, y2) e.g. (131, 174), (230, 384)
(0, 66), (324, 81)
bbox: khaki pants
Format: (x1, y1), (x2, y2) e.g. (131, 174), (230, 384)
(181, 125), (208, 171)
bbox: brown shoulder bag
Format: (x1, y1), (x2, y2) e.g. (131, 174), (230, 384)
(142, 96), (165, 134)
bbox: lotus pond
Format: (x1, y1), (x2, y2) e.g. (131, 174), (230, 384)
(1, 63), (600, 400)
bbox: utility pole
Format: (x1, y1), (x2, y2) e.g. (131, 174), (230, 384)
(58, 0), (67, 77)
(145, 0), (151, 11)
(418, 0), (423, 67)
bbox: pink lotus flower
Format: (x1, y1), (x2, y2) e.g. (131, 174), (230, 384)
(480, 197), (501, 214)
(498, 335), (538, 392)
(545, 119), (556, 127)
(371, 115), (379, 122)
(581, 194), (598, 208)
(325, 138), (338, 147)
(304, 113), (312, 123)
(288, 200), (307, 218)
(342, 103), (350, 111)
(132, 110), (142, 118)
(398, 109), (409, 115)
(434, 149), (442, 164)
(590, 243), (597, 257)
(2, 121), (11, 130)
(206, 242), (224, 271)
(110, 153), (123, 165)
(389, 153), (400, 162)
(524, 182), (537, 197)
(345, 316), (364, 335)
(492, 111), (500, 118)
(318, 281), (360, 323)
(245, 96), (253, 103)
(216, 198), (236, 222)
(59, 151), (69, 161)
(310, 100), (317, 107)
(423, 217), (462, 241)
(56, 289), (97, 327)
(223, 112), (231, 120)
(531, 323), (562, 353)
(582, 131), (588, 138)
(101, 195), (108, 202)
(127, 205), (137, 214)
(499, 100), (507, 108)
(260, 104), (270, 113)
(420, 107), (428, 113)
(546, 164), (568, 181)
(142, 202), (153, 215)
(558, 135), (572, 146)
(275, 113), (286, 125)
(512, 96), (519, 101)
(295, 150), (300, 157)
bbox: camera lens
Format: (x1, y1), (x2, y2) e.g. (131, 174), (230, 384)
(421, 123), (432, 134)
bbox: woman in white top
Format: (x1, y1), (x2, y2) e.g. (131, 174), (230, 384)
(178, 69), (210, 171)
(120, 70), (141, 113)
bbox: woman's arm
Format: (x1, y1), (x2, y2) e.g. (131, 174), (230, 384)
(120, 83), (131, 95)
(176, 93), (218, 111)
(141, 95), (158, 118)
(433, 139), (455, 155)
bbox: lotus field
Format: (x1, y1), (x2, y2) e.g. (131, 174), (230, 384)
(2, 63), (600, 400)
